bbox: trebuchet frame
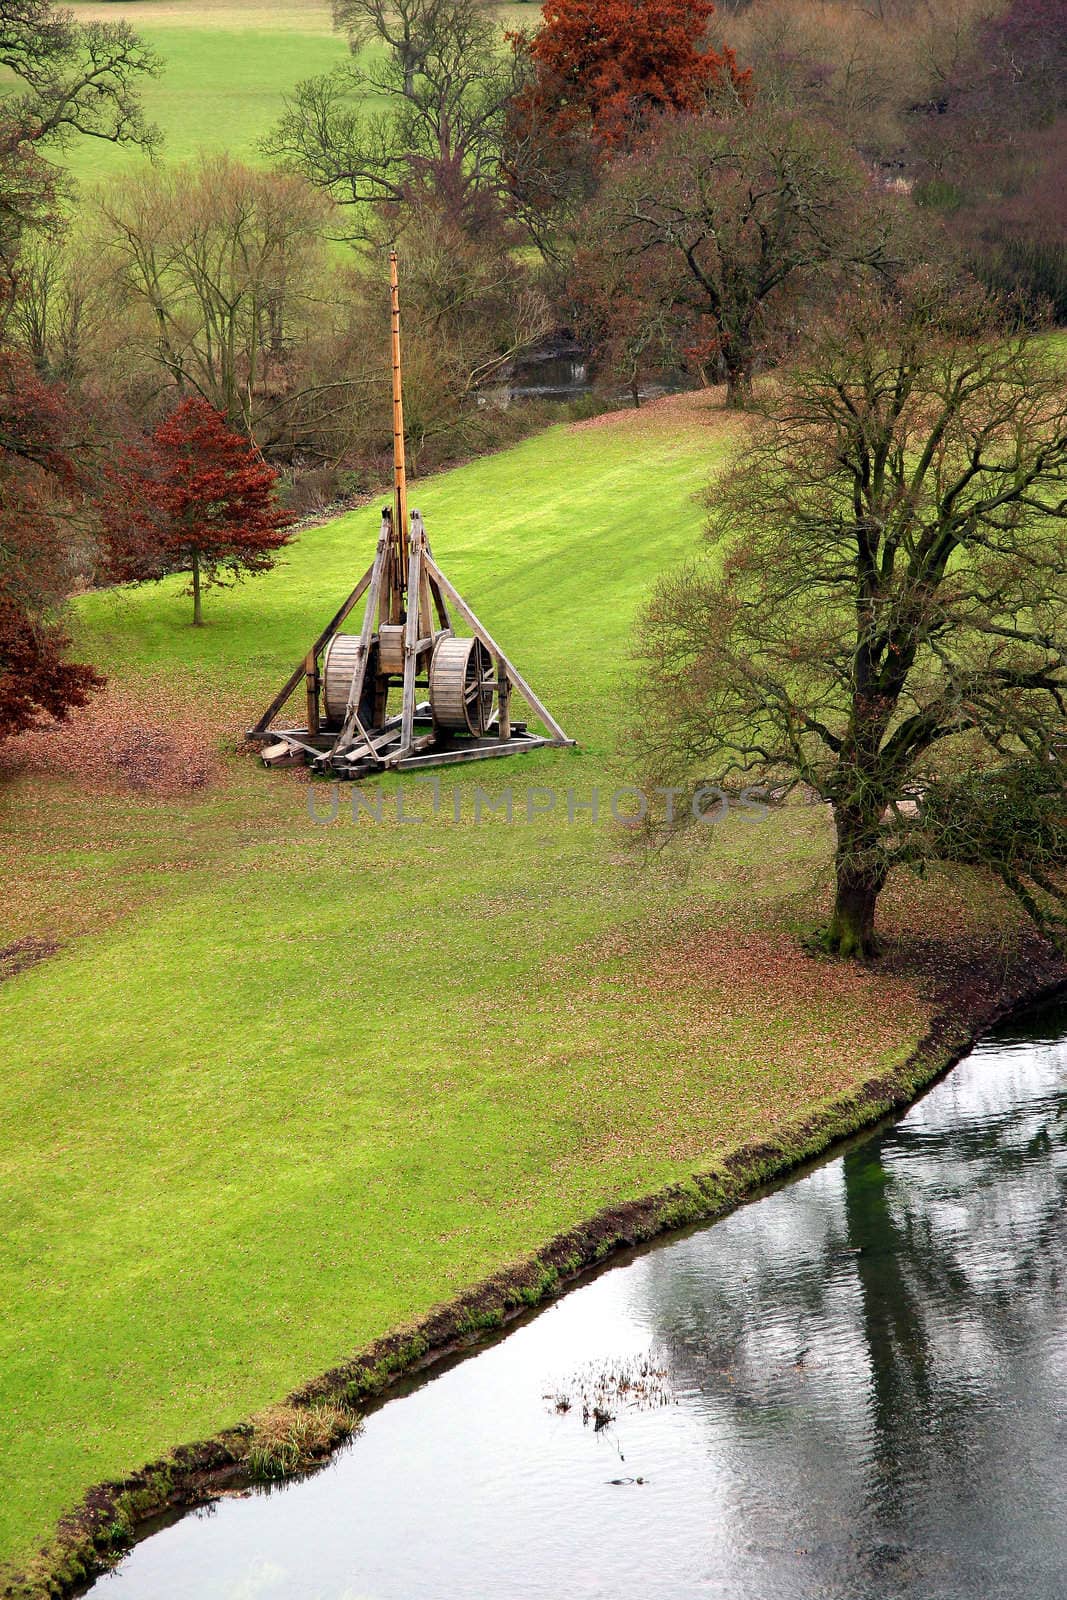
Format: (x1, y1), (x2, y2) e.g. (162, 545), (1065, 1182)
(248, 251), (574, 778)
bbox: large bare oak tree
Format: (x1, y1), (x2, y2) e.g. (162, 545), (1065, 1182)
(584, 107), (901, 406)
(634, 282), (1067, 956)
(264, 0), (519, 241)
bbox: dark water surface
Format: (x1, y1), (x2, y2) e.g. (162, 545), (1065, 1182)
(92, 998), (1067, 1599)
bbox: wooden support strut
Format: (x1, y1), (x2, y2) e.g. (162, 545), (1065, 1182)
(411, 509), (450, 633)
(399, 525), (422, 753)
(331, 513), (390, 758)
(497, 655), (511, 741)
(249, 560), (376, 737)
(305, 649), (320, 737)
(422, 552), (573, 745)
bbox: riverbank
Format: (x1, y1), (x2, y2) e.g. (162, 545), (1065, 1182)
(8, 934), (1065, 1599)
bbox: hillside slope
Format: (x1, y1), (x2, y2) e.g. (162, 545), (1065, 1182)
(0, 397), (1021, 1579)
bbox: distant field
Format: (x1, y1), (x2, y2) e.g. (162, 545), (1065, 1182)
(62, 0), (348, 181)
(54, 0), (537, 183)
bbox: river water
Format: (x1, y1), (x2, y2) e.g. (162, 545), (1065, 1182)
(90, 996), (1067, 1599)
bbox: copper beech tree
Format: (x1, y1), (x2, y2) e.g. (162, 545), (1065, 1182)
(0, 352), (103, 742)
(511, 0), (748, 154)
(633, 284), (1067, 958)
(108, 399), (292, 627)
(506, 0), (747, 258)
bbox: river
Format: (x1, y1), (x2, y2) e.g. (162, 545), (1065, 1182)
(88, 995), (1067, 1599)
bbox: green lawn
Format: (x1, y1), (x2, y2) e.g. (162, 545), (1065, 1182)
(61, 0), (348, 183)
(0, 399), (944, 1579)
(54, 0), (535, 184)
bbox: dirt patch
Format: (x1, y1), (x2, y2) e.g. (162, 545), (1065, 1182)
(0, 937), (61, 984)
(8, 937), (1065, 1600)
(0, 686), (225, 798)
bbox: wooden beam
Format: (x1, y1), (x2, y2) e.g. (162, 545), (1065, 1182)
(332, 516), (390, 757)
(250, 559), (376, 735)
(422, 553), (574, 745)
(418, 518), (452, 633)
(261, 739), (306, 768)
(410, 511), (437, 637)
(341, 725), (403, 763)
(396, 736), (555, 770)
(264, 733), (330, 760)
(305, 649), (320, 736)
(399, 534), (422, 754)
(381, 732), (436, 768)
(496, 655), (511, 741)
(389, 251), (409, 578)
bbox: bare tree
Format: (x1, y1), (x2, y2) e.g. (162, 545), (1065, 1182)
(92, 156), (365, 449)
(712, 0), (995, 162)
(12, 234), (118, 383)
(264, 0), (519, 241)
(633, 280), (1067, 956)
(586, 107), (904, 405)
(371, 200), (552, 398)
(0, 0), (158, 147)
(0, 0), (158, 311)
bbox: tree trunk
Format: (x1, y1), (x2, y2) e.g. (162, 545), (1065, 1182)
(825, 865), (883, 959)
(822, 804), (887, 959)
(723, 351), (754, 409)
(192, 549), (203, 627)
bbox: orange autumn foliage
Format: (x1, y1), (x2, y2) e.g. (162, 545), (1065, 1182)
(512, 0), (749, 157)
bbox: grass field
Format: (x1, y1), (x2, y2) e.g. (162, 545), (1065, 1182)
(0, 393), (1002, 1581)
(60, 0), (349, 183)
(55, 0), (535, 183)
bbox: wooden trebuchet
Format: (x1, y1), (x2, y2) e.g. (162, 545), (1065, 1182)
(247, 251), (575, 778)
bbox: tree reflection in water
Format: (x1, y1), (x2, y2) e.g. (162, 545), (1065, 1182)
(634, 1000), (1067, 1594)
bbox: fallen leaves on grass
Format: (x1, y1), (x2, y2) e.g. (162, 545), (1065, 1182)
(639, 923), (923, 1017)
(568, 387), (745, 439)
(0, 684), (224, 797)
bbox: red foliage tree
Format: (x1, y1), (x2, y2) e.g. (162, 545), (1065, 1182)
(108, 398), (293, 627)
(512, 0), (749, 158)
(0, 350), (103, 744)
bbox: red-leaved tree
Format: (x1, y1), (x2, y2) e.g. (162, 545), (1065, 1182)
(0, 351), (103, 744)
(108, 398), (293, 627)
(511, 0), (748, 155)
(505, 0), (749, 257)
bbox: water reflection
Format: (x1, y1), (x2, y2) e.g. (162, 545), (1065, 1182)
(91, 999), (1067, 1599)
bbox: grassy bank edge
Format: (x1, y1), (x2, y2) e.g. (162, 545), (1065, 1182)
(6, 941), (1065, 1600)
